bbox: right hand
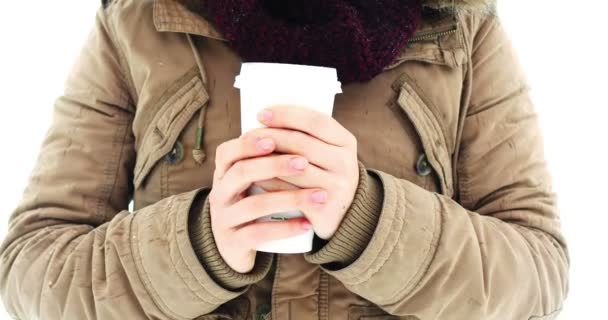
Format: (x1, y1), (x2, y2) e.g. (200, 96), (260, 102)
(208, 132), (327, 273)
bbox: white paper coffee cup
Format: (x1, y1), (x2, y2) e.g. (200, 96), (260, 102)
(234, 62), (342, 254)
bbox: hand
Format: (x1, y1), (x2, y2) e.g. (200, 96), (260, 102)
(252, 106), (360, 240)
(208, 133), (328, 273)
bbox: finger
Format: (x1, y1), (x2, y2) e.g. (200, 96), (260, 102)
(214, 132), (277, 179)
(253, 179), (299, 192)
(246, 127), (344, 171)
(226, 188), (327, 228)
(274, 162), (335, 190)
(215, 154), (309, 205)
(257, 106), (357, 148)
(236, 218), (312, 249)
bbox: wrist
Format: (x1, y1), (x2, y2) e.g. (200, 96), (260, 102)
(305, 162), (384, 268)
(188, 189), (274, 290)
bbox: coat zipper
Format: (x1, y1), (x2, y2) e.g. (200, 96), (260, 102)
(408, 25), (458, 43)
(318, 272), (329, 320)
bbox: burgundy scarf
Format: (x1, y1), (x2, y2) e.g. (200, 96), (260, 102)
(205, 0), (423, 83)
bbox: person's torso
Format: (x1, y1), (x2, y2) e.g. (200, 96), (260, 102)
(116, 1), (475, 319)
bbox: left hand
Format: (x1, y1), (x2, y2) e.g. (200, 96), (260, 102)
(247, 106), (360, 240)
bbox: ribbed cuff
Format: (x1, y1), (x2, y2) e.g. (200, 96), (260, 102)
(188, 190), (274, 290)
(305, 161), (384, 268)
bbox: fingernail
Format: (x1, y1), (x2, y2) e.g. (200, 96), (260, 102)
(301, 220), (312, 230)
(311, 191), (328, 204)
(256, 138), (274, 151)
(257, 110), (273, 123)
(289, 157), (308, 170)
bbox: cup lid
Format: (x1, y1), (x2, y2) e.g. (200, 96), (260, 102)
(234, 62), (342, 94)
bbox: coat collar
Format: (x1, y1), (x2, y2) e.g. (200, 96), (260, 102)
(153, 0), (226, 40)
(152, 0), (494, 40)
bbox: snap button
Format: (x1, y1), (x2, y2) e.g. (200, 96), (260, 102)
(165, 141), (184, 164)
(255, 304), (271, 320)
(416, 153), (432, 176)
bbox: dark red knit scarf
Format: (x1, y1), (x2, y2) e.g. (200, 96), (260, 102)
(206, 0), (423, 83)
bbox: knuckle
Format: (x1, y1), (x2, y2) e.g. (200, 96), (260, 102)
(277, 156), (292, 173)
(294, 190), (307, 209)
(303, 115), (318, 132)
(286, 129), (303, 145)
(232, 161), (247, 177)
(240, 131), (255, 144)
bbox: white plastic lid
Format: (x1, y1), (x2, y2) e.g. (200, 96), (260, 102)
(234, 62), (342, 94)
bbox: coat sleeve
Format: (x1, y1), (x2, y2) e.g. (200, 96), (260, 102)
(305, 14), (569, 320)
(0, 8), (270, 320)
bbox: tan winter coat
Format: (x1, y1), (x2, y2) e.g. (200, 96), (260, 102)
(0, 0), (569, 319)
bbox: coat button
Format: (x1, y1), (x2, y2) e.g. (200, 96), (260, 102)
(416, 153), (432, 176)
(255, 304), (271, 320)
(165, 141), (184, 164)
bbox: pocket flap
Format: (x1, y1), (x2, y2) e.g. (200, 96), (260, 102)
(396, 75), (454, 197)
(134, 76), (209, 190)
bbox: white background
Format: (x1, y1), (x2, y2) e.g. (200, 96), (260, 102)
(0, 1), (606, 319)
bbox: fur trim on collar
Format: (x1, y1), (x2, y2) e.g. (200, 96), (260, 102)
(424, 0), (495, 10)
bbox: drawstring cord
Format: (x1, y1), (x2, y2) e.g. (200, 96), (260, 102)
(186, 33), (209, 165)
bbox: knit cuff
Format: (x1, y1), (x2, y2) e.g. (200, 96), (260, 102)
(305, 161), (384, 268)
(188, 190), (274, 291)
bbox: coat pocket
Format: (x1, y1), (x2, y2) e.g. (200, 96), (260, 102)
(133, 75), (209, 191)
(394, 73), (454, 198)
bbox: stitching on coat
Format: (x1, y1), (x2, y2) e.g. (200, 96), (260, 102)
(97, 118), (132, 223)
(160, 161), (168, 199)
(339, 176), (408, 286)
(401, 75), (451, 152)
(169, 194), (229, 304)
(104, 6), (138, 107)
(394, 194), (443, 303)
(399, 89), (451, 195)
(133, 78), (206, 189)
(451, 11), (475, 203)
(375, 189), (442, 306)
(528, 307), (562, 320)
(129, 202), (185, 319)
(332, 174), (401, 282)
(137, 68), (200, 147)
(271, 254), (282, 320)
(134, 90), (206, 188)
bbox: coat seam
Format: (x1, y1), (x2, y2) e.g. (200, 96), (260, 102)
(130, 201), (186, 320)
(271, 254), (281, 320)
(453, 11), (475, 204)
(339, 175), (408, 287)
(171, 194), (231, 304)
(528, 307), (563, 320)
(103, 5), (138, 108)
(376, 191), (442, 306)
(98, 117), (132, 222)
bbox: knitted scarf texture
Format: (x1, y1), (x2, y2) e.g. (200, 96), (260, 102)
(206, 0), (423, 83)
